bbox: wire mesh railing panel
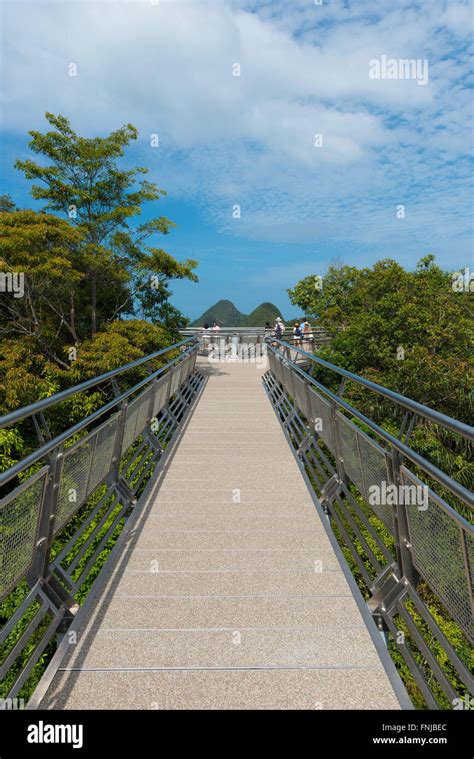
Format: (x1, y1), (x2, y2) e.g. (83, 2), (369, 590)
(362, 440), (395, 535)
(308, 388), (335, 454)
(268, 352), (276, 375)
(337, 412), (363, 485)
(289, 348), (299, 362)
(120, 394), (142, 455)
(186, 354), (194, 379)
(135, 385), (153, 438)
(181, 355), (190, 381)
(86, 413), (119, 496)
(274, 355), (285, 386)
(55, 436), (95, 533)
(336, 413), (395, 534)
(152, 373), (171, 417)
(281, 361), (296, 397)
(401, 467), (474, 642)
(178, 359), (187, 385)
(0, 468), (47, 601)
(292, 372), (311, 420)
(169, 363), (182, 398)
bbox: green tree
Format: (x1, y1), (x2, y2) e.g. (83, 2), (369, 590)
(15, 113), (197, 334)
(288, 256), (473, 490)
(288, 256), (472, 420)
(0, 210), (84, 367)
(0, 194), (16, 213)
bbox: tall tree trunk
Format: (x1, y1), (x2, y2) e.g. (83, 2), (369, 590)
(70, 290), (78, 342)
(91, 275), (97, 336)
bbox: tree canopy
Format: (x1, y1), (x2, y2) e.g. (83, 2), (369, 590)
(288, 256), (473, 498)
(288, 255), (472, 423)
(14, 112), (197, 335)
(0, 113), (198, 431)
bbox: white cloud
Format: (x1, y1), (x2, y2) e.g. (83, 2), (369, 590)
(1, 0), (472, 268)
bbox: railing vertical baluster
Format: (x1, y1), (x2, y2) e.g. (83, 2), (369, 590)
(108, 402), (136, 501)
(459, 526), (473, 617)
(28, 449), (63, 584)
(390, 448), (418, 587)
(27, 448), (77, 612)
(330, 404), (347, 483)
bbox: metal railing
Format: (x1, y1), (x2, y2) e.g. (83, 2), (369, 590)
(182, 325), (331, 355)
(2, 332), (472, 709)
(264, 339), (473, 710)
(0, 337), (202, 703)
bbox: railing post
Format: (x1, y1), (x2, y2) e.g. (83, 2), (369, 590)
(145, 376), (161, 448)
(390, 448), (418, 587)
(26, 448), (77, 613)
(109, 401), (135, 501)
(30, 449), (61, 579)
(329, 403), (347, 483)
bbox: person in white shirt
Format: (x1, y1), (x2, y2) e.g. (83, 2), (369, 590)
(302, 319), (313, 351)
(274, 317), (285, 341)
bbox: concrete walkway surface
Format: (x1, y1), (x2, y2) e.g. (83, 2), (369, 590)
(42, 360), (403, 709)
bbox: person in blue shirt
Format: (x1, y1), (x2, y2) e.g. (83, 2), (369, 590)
(293, 322), (302, 346)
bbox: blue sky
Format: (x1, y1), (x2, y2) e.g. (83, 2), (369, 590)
(1, 0), (472, 321)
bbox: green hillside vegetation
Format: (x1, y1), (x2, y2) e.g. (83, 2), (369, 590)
(191, 299), (245, 326)
(192, 299), (284, 326)
(242, 301), (283, 326)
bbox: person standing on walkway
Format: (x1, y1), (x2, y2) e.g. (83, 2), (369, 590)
(293, 322), (302, 346)
(274, 317), (284, 342)
(202, 322), (211, 351)
(302, 319), (313, 351)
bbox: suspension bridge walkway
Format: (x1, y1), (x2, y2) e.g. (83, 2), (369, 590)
(1, 333), (472, 710)
(38, 360), (404, 709)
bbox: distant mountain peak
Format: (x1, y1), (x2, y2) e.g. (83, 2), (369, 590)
(191, 300), (284, 327)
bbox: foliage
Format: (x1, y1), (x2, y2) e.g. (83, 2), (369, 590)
(288, 255), (473, 488)
(14, 113), (198, 335)
(242, 302), (284, 326)
(288, 256), (472, 421)
(289, 255), (473, 709)
(0, 115), (199, 474)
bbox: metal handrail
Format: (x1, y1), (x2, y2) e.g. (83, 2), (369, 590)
(287, 360), (474, 509)
(263, 344), (474, 705)
(0, 340), (198, 487)
(270, 339), (473, 441)
(0, 336), (196, 430)
(183, 327), (330, 344)
(0, 335), (204, 706)
(267, 341), (473, 509)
